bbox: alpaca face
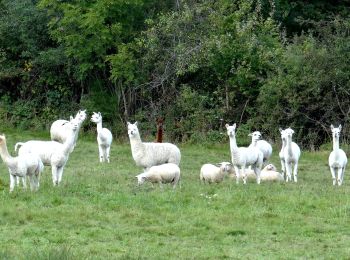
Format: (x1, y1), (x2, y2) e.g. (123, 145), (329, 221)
(76, 109), (87, 123)
(127, 122), (139, 137)
(331, 124), (341, 139)
(250, 131), (261, 141)
(284, 128), (295, 138)
(91, 112), (102, 124)
(279, 128), (287, 142)
(0, 134), (5, 144)
(225, 123), (236, 137)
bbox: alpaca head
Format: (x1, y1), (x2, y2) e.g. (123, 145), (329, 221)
(76, 109), (87, 123)
(279, 128), (287, 142)
(0, 134), (6, 145)
(284, 128), (295, 139)
(91, 112), (102, 124)
(68, 116), (79, 131)
(331, 124), (342, 139)
(225, 123), (236, 137)
(127, 122), (139, 138)
(249, 131), (261, 142)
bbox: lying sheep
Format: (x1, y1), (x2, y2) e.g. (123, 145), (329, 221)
(135, 163), (180, 189)
(230, 164), (284, 182)
(200, 162), (233, 183)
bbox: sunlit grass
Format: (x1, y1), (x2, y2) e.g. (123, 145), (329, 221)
(0, 130), (349, 259)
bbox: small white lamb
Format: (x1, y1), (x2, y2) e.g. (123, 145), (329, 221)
(50, 109), (87, 152)
(91, 112), (113, 163)
(200, 162), (233, 183)
(16, 120), (79, 186)
(328, 124), (347, 186)
(0, 134), (44, 192)
(248, 131), (273, 163)
(127, 122), (181, 171)
(135, 163), (181, 189)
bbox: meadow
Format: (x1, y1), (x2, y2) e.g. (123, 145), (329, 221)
(0, 130), (349, 259)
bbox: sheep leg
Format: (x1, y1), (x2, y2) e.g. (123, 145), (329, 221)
(330, 167), (336, 185)
(293, 162), (298, 183)
(9, 174), (16, 192)
(98, 145), (104, 163)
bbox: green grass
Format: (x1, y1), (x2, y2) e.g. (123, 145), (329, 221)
(0, 131), (349, 259)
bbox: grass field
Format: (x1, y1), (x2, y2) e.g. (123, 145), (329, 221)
(0, 130), (349, 259)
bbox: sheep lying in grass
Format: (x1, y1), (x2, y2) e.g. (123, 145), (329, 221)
(91, 112), (113, 163)
(50, 109), (87, 152)
(200, 162), (233, 183)
(135, 163), (180, 189)
(329, 124), (347, 186)
(249, 131), (273, 163)
(230, 164), (284, 182)
(15, 120), (78, 186)
(0, 134), (44, 192)
(128, 122), (181, 171)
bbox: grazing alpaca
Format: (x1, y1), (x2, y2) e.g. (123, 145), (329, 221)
(91, 112), (113, 163)
(225, 123), (263, 184)
(127, 122), (181, 171)
(282, 128), (301, 182)
(0, 134), (44, 192)
(328, 124), (347, 186)
(156, 118), (164, 143)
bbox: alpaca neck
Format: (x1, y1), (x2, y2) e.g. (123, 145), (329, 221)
(0, 141), (16, 167)
(229, 134), (240, 158)
(96, 121), (103, 134)
(333, 136), (340, 152)
(129, 133), (145, 155)
(63, 131), (77, 154)
(286, 136), (293, 156)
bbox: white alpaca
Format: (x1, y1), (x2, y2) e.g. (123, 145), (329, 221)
(0, 134), (44, 192)
(282, 128), (301, 182)
(278, 128), (287, 177)
(226, 123), (263, 184)
(127, 122), (181, 171)
(248, 131), (273, 163)
(16, 120), (78, 186)
(50, 109), (87, 152)
(91, 112), (113, 163)
(328, 124), (347, 186)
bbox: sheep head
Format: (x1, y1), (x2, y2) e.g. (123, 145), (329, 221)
(135, 173), (147, 185)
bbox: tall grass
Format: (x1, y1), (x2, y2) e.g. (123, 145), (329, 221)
(0, 131), (349, 259)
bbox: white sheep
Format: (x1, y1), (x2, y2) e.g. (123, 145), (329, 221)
(50, 109), (87, 152)
(231, 164), (284, 182)
(281, 128), (301, 182)
(248, 131), (273, 163)
(226, 123), (263, 184)
(328, 124), (347, 186)
(200, 162), (233, 183)
(15, 120), (78, 186)
(135, 163), (181, 189)
(127, 122), (181, 171)
(91, 112), (113, 163)
(0, 134), (44, 192)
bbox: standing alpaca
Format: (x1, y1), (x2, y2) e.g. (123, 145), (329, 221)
(127, 122), (181, 171)
(328, 124), (347, 186)
(0, 134), (44, 192)
(279, 128), (287, 177)
(248, 131), (273, 163)
(16, 120), (78, 186)
(50, 109), (87, 152)
(91, 112), (113, 163)
(282, 128), (301, 182)
(226, 123), (263, 184)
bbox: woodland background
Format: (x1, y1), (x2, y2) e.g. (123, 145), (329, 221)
(1, 0), (350, 148)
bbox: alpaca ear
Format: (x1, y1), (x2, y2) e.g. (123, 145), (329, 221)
(225, 124), (229, 129)
(127, 122), (131, 126)
(339, 125), (342, 131)
(233, 123), (236, 129)
(248, 133), (252, 136)
(279, 127), (283, 133)
(70, 116), (73, 121)
(330, 124), (334, 130)
(135, 121), (138, 126)
(98, 112), (101, 116)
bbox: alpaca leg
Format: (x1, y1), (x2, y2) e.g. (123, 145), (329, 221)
(57, 167), (64, 184)
(293, 162), (298, 183)
(337, 167), (343, 186)
(341, 166), (346, 184)
(280, 159), (286, 179)
(16, 176), (20, 186)
(51, 166), (59, 186)
(254, 167), (261, 185)
(106, 146), (111, 163)
(234, 166), (240, 184)
(21, 176), (27, 190)
(9, 174), (16, 192)
(29, 176), (36, 191)
(330, 167), (336, 185)
(285, 163), (292, 182)
(242, 167), (247, 185)
(98, 145), (104, 162)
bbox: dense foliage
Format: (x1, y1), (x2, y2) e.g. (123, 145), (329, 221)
(0, 0), (349, 147)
